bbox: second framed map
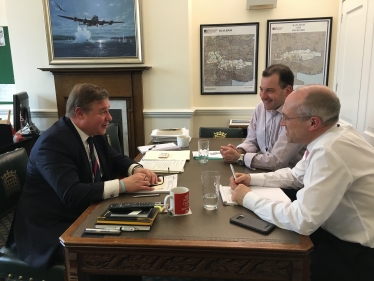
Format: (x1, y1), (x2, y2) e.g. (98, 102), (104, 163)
(266, 17), (332, 88)
(200, 23), (259, 95)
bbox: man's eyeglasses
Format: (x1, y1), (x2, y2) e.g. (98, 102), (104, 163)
(149, 175), (164, 187)
(281, 114), (311, 121)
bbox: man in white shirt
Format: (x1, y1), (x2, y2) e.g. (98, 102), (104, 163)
(220, 64), (305, 171)
(230, 85), (374, 281)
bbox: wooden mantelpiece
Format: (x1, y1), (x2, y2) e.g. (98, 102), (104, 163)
(39, 66), (151, 159)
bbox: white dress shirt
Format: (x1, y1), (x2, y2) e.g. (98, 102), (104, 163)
(237, 103), (305, 170)
(244, 124), (374, 248)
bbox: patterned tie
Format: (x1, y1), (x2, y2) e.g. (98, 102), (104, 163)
(87, 137), (101, 182)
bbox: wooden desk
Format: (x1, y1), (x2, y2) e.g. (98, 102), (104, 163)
(60, 138), (312, 281)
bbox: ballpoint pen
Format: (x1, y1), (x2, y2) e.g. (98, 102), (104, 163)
(84, 228), (121, 234)
(230, 164), (237, 180)
(132, 194), (160, 198)
(148, 145), (156, 151)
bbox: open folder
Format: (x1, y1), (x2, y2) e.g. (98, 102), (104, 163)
(139, 159), (186, 173)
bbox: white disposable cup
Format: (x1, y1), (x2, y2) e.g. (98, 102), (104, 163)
(198, 139), (209, 164)
(177, 135), (190, 148)
(201, 171), (220, 210)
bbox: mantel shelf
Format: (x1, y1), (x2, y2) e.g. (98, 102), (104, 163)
(38, 66), (151, 74)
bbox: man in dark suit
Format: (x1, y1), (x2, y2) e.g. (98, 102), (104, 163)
(8, 83), (158, 270)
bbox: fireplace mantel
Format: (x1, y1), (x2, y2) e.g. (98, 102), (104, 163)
(39, 66), (151, 159)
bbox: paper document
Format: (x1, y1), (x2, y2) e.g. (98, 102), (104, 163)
(131, 174), (178, 193)
(219, 185), (291, 206)
(139, 159), (186, 173)
(137, 142), (181, 154)
(192, 151), (223, 160)
(143, 150), (190, 161)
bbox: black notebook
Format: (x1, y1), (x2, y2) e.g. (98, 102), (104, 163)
(107, 207), (153, 218)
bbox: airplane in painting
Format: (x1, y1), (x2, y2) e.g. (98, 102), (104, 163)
(58, 15), (123, 27)
(54, 1), (66, 13)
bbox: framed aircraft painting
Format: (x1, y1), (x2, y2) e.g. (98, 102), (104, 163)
(42, 0), (143, 64)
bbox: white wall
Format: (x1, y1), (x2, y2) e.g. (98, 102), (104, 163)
(2, 0), (339, 142)
(0, 0), (7, 25)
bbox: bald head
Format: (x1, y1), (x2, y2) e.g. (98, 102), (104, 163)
(287, 85), (340, 126)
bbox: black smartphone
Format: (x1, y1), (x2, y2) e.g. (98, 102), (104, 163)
(230, 213), (275, 234)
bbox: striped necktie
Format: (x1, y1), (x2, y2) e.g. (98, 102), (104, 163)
(87, 137), (101, 182)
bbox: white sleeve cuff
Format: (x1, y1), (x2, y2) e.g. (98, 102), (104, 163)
(103, 179), (120, 199)
(249, 173), (266, 186)
(243, 190), (261, 210)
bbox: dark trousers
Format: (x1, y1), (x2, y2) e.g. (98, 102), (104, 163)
(309, 228), (374, 281)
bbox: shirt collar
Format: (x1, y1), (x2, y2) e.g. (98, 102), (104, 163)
(71, 120), (91, 143)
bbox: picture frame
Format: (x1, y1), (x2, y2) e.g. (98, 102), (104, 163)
(266, 17), (332, 88)
(42, 0), (143, 65)
(200, 23), (259, 95)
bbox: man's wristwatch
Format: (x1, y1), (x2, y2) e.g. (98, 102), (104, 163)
(131, 164), (143, 175)
(237, 154), (245, 166)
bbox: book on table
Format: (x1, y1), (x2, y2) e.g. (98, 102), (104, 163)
(96, 207), (160, 228)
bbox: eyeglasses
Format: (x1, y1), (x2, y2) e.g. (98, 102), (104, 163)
(149, 175), (164, 187)
(281, 114), (311, 121)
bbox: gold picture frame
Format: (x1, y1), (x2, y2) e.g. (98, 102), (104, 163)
(42, 0), (143, 64)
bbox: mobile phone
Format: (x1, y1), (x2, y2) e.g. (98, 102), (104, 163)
(158, 152), (169, 158)
(229, 213), (275, 234)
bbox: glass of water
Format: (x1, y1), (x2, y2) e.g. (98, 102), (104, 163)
(201, 171), (220, 210)
(198, 139), (209, 164)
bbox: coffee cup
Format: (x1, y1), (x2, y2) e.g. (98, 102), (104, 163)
(164, 187), (189, 215)
(177, 135), (190, 148)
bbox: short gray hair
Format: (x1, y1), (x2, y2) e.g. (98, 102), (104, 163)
(65, 83), (109, 117)
(296, 85), (340, 126)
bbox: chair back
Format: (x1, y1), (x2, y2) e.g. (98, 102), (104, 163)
(106, 123), (122, 154)
(0, 148), (28, 220)
(0, 148), (65, 281)
(199, 127), (243, 138)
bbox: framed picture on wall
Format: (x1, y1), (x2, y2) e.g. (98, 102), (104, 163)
(266, 17), (332, 88)
(200, 22), (259, 95)
(42, 0), (143, 64)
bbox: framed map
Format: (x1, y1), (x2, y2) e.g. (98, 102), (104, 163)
(200, 23), (259, 95)
(42, 0), (142, 64)
(266, 17), (332, 88)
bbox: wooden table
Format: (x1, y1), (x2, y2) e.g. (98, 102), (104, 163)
(60, 138), (313, 281)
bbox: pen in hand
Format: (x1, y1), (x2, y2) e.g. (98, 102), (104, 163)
(230, 164), (237, 180)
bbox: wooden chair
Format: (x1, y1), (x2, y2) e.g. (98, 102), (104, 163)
(0, 148), (65, 281)
(199, 127), (243, 138)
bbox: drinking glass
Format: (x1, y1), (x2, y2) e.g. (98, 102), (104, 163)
(201, 171), (220, 210)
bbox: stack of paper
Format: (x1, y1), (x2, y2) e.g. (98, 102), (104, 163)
(219, 185), (291, 206)
(150, 128), (189, 143)
(138, 142), (181, 154)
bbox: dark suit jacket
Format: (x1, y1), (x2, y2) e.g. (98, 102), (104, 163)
(10, 117), (136, 269)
